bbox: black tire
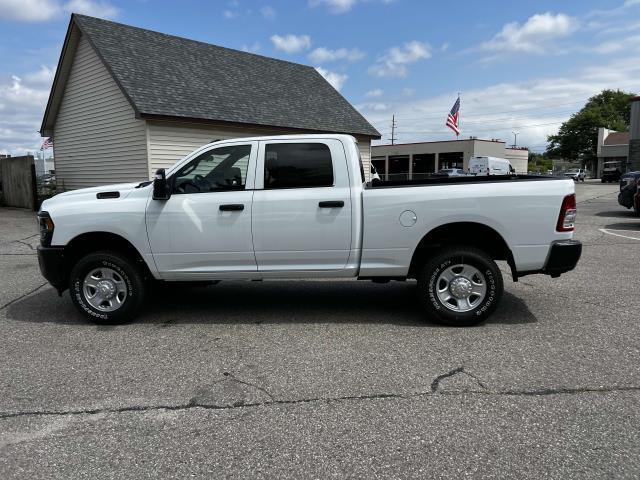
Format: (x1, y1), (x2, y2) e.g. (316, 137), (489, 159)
(69, 251), (147, 324)
(417, 246), (503, 327)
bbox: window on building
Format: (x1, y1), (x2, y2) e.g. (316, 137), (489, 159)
(388, 155), (410, 180)
(173, 144), (251, 194)
(439, 152), (464, 170)
(264, 143), (333, 189)
(412, 153), (435, 179)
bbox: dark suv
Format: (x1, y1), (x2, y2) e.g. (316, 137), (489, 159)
(601, 161), (622, 183)
(618, 171), (640, 216)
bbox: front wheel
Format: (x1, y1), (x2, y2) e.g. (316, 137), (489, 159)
(417, 247), (503, 326)
(69, 251), (147, 324)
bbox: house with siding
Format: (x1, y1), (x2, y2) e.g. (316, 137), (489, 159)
(41, 14), (380, 190)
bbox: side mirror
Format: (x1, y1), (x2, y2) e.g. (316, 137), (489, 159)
(152, 168), (171, 200)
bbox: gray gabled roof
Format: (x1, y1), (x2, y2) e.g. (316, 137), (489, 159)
(42, 14), (379, 138)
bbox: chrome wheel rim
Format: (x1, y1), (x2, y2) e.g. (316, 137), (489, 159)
(83, 267), (127, 312)
(435, 263), (487, 313)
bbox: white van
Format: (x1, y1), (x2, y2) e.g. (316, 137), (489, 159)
(469, 156), (514, 176)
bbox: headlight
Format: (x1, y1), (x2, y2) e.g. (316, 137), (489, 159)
(37, 211), (55, 246)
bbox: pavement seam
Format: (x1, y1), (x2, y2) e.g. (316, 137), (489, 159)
(2, 384), (638, 421)
(0, 282), (48, 311)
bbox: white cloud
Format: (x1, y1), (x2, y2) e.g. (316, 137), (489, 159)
(315, 67), (347, 91)
(260, 5), (275, 18)
(480, 12), (578, 54)
(0, 0), (58, 21)
(64, 0), (118, 18)
(223, 9), (237, 19)
(309, 0), (357, 13)
(241, 42), (261, 53)
(357, 102), (389, 112)
(0, 0), (118, 22)
(309, 0), (394, 14)
(24, 65), (55, 85)
(365, 88), (383, 98)
(0, 69), (54, 156)
(270, 34), (312, 54)
(308, 47), (364, 63)
(368, 41), (431, 77)
(362, 55), (640, 151)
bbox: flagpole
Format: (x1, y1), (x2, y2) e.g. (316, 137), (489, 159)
(457, 91), (460, 140)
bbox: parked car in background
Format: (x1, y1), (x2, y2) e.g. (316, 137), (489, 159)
(618, 171), (640, 216)
(564, 168), (586, 182)
(437, 168), (467, 176)
(468, 156), (514, 176)
(37, 134), (581, 327)
(601, 161), (622, 183)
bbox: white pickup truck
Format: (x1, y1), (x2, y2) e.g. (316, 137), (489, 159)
(37, 134), (581, 326)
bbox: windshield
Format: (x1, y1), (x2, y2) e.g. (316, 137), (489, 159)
(566, 169), (579, 173)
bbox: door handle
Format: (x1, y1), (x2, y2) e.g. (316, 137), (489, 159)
(318, 201), (344, 208)
(219, 204), (244, 211)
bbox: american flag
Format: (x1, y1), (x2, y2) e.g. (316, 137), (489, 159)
(446, 97), (460, 136)
(40, 137), (53, 150)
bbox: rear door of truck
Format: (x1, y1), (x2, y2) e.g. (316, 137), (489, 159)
(251, 139), (353, 272)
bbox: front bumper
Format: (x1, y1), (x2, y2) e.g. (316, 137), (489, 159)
(517, 240), (582, 279)
(37, 245), (67, 292)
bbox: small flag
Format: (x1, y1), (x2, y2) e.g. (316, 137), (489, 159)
(446, 97), (460, 136)
(41, 137), (53, 150)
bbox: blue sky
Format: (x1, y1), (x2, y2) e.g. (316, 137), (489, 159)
(1, 0), (639, 157)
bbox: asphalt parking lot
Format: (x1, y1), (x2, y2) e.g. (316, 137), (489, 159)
(1, 180), (639, 478)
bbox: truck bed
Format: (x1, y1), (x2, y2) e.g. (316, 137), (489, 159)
(367, 174), (563, 189)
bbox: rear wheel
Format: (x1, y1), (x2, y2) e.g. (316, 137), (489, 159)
(69, 251), (147, 324)
(417, 247), (503, 327)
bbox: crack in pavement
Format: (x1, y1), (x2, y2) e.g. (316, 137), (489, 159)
(0, 234), (39, 248)
(14, 239), (36, 251)
(430, 366), (487, 392)
(2, 380), (638, 421)
(0, 283), (48, 310)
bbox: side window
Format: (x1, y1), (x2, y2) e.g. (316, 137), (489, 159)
(264, 143), (333, 189)
(173, 144), (251, 194)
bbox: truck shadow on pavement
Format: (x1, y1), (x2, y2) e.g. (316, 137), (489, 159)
(595, 210), (638, 219)
(603, 221), (640, 231)
(5, 281), (537, 327)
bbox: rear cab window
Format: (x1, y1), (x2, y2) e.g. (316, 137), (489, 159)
(264, 143), (334, 189)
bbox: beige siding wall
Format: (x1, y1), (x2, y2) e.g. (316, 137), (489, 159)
(357, 138), (372, 181)
(147, 121), (294, 176)
(147, 120), (375, 180)
(53, 35), (148, 190)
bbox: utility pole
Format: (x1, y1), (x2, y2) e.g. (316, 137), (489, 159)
(512, 131), (519, 148)
(390, 114), (397, 145)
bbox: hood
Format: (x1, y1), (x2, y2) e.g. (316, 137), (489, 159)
(53, 182), (145, 199)
(40, 181), (150, 211)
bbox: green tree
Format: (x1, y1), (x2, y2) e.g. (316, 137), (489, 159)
(528, 151), (552, 173)
(546, 89), (635, 163)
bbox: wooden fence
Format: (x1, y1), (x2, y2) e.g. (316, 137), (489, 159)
(0, 155), (38, 210)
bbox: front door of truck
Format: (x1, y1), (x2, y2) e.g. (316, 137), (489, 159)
(251, 139), (353, 273)
(146, 142), (257, 279)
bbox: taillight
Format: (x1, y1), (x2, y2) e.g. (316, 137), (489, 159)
(556, 194), (576, 232)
